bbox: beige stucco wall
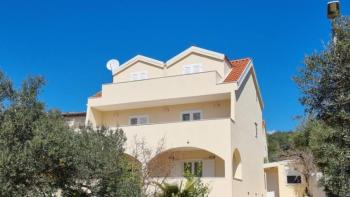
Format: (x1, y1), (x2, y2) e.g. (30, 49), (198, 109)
(85, 48), (269, 197)
(95, 100), (230, 127)
(279, 165), (305, 197)
(88, 71), (233, 112)
(117, 118), (234, 197)
(166, 53), (226, 78)
(231, 71), (267, 197)
(85, 72), (267, 197)
(113, 61), (164, 83)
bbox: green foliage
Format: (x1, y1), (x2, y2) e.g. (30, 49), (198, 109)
(267, 131), (294, 161)
(156, 173), (209, 197)
(294, 17), (350, 196)
(0, 71), (141, 196)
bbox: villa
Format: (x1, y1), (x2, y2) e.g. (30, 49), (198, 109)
(84, 46), (268, 196)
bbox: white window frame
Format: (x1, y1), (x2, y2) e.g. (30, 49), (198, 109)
(181, 110), (203, 121)
(183, 160), (203, 177)
(129, 115), (149, 125)
(129, 71), (148, 81)
(182, 64), (203, 74)
(285, 169), (302, 184)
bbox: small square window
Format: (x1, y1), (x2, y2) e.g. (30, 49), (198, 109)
(130, 118), (138, 125)
(139, 117), (148, 124)
(181, 111), (202, 121)
(139, 71), (148, 80)
(182, 64), (202, 74)
(192, 64), (202, 73)
(130, 71), (148, 81)
(193, 112), (201, 120)
(182, 113), (191, 121)
(183, 66), (192, 74)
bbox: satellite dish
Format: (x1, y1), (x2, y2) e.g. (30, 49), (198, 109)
(106, 59), (120, 74)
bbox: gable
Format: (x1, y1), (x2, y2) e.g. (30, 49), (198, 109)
(235, 66), (264, 110)
(165, 52), (227, 77)
(113, 61), (165, 83)
(113, 55), (165, 83)
(166, 46), (225, 67)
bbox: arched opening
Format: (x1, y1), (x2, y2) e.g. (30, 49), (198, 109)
(123, 153), (142, 173)
(232, 149), (242, 180)
(148, 147), (225, 178)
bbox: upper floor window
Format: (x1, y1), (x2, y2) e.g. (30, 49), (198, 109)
(130, 71), (148, 81)
(129, 115), (149, 125)
(182, 64), (202, 74)
(181, 110), (202, 121)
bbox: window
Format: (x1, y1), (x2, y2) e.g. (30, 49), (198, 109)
(286, 169), (302, 184)
(129, 116), (149, 125)
(130, 71), (148, 81)
(181, 111), (202, 121)
(287, 175), (302, 184)
(182, 113), (191, 121)
(255, 122), (258, 138)
(184, 161), (203, 177)
(182, 64), (202, 74)
(233, 149), (242, 179)
(193, 112), (201, 120)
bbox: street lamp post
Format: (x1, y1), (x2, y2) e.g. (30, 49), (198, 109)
(327, 1), (341, 43)
(327, 0), (340, 19)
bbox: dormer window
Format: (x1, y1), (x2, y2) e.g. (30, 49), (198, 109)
(182, 64), (202, 74)
(130, 71), (148, 81)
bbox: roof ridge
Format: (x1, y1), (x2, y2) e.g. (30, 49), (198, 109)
(224, 57), (251, 83)
(230, 57), (251, 62)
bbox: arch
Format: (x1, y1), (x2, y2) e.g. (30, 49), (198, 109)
(232, 149), (242, 180)
(122, 153), (142, 172)
(148, 147), (225, 178)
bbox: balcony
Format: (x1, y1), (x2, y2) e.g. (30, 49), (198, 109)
(118, 118), (233, 161)
(88, 71), (234, 111)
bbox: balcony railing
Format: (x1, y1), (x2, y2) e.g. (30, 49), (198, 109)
(118, 118), (233, 161)
(88, 71), (233, 111)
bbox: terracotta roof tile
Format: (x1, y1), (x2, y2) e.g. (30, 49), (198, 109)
(224, 58), (251, 82)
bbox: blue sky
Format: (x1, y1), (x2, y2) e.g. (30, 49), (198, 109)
(0, 0), (348, 131)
